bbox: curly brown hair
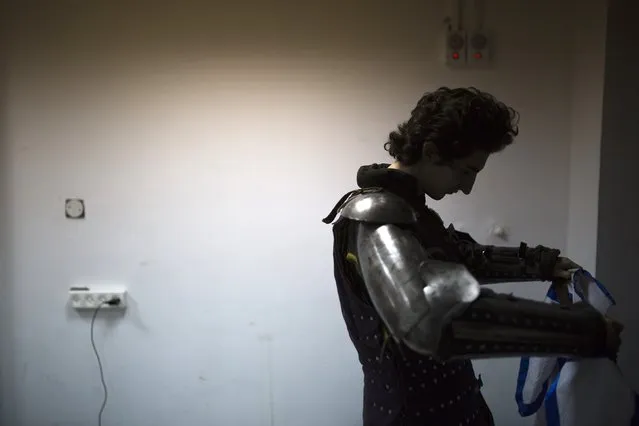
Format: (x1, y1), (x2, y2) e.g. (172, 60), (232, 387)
(384, 87), (520, 165)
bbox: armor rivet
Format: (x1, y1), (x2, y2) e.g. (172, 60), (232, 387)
(422, 369), (427, 374)
(408, 386), (413, 391)
(421, 383), (426, 388)
(429, 408), (434, 413)
(369, 316), (374, 321)
(457, 395), (461, 400)
(360, 316), (364, 320)
(433, 379), (438, 384)
(373, 402), (376, 407)
(411, 373), (416, 378)
(443, 373), (447, 378)
(388, 409), (392, 414)
(379, 406), (384, 411)
(371, 379), (375, 384)
(373, 334), (378, 339)
(416, 412), (421, 417)
(441, 403), (445, 408)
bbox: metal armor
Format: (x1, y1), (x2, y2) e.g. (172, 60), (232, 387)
(449, 228), (561, 284)
(340, 191), (611, 361)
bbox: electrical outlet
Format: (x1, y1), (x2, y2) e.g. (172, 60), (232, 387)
(468, 30), (491, 67)
(445, 29), (467, 67)
(69, 286), (128, 310)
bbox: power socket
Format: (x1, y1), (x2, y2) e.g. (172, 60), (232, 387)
(69, 286), (128, 310)
(468, 30), (491, 67)
(445, 29), (467, 67)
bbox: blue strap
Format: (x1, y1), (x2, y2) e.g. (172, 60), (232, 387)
(544, 358), (568, 426)
(572, 268), (616, 305)
(516, 357), (550, 416)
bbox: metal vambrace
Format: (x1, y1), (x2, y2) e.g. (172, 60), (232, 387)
(355, 223), (610, 360)
(452, 228), (560, 283)
(437, 289), (611, 360)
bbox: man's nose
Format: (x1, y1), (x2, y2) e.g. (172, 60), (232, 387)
(461, 175), (476, 195)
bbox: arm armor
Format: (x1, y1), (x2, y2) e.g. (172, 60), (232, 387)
(451, 227), (560, 284)
(340, 193), (611, 360)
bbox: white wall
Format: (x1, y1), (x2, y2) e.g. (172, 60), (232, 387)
(0, 9), (12, 420)
(0, 1), (607, 425)
(566, 0), (608, 273)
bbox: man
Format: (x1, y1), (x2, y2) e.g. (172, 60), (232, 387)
(322, 87), (621, 426)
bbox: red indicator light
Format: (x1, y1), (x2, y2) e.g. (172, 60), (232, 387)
(452, 52), (460, 60)
(474, 52), (483, 59)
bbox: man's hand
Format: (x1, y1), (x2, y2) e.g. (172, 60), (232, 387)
(553, 257), (581, 280)
(605, 317), (623, 360)
(551, 277), (572, 305)
(551, 275), (622, 360)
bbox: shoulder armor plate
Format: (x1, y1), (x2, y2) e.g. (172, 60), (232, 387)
(339, 191), (419, 224)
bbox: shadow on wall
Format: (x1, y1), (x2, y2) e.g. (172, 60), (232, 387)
(5, 0), (451, 68)
(596, 0), (639, 389)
